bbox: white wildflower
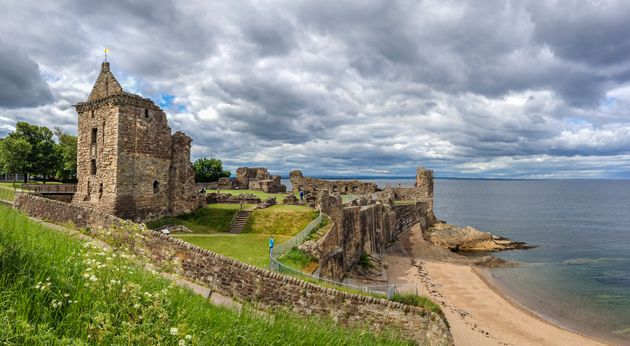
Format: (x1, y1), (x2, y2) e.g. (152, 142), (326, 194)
(178, 340), (186, 346)
(185, 335), (192, 340)
(170, 327), (178, 335)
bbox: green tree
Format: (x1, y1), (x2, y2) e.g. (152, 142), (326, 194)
(54, 127), (77, 182)
(8, 122), (61, 182)
(0, 136), (32, 183)
(193, 157), (231, 183)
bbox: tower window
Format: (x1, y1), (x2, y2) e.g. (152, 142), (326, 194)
(91, 110), (95, 118)
(144, 109), (149, 118)
(153, 181), (159, 193)
(91, 128), (98, 144)
(98, 183), (103, 199)
(90, 160), (97, 175)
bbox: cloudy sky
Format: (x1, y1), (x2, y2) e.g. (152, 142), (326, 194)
(1, 0), (630, 178)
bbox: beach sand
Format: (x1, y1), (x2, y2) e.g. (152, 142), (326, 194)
(385, 225), (609, 346)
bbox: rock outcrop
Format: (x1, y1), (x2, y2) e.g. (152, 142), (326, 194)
(425, 223), (533, 252)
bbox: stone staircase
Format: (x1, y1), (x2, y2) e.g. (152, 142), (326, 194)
(229, 210), (252, 234)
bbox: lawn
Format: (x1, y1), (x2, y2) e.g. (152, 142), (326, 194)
(244, 205), (319, 235)
(0, 205), (411, 345)
(175, 233), (292, 268)
(219, 189), (298, 200)
(146, 204), (255, 233)
(148, 204), (318, 267)
(0, 183), (17, 202)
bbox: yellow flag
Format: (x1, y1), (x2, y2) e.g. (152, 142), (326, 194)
(104, 48), (110, 53)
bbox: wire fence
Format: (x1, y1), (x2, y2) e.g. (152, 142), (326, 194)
(269, 210), (419, 299)
(271, 211), (323, 256)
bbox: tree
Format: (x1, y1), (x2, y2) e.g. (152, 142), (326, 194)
(0, 136), (32, 184)
(193, 157), (231, 183)
(9, 122), (60, 182)
(54, 127), (77, 182)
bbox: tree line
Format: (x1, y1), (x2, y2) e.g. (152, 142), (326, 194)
(0, 122), (77, 183)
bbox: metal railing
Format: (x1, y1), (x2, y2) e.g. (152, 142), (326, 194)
(270, 210), (419, 299)
(21, 184), (77, 194)
(271, 211), (323, 256)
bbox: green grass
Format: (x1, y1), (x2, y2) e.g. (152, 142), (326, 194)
(0, 184), (15, 202)
(0, 205), (412, 345)
(243, 205), (318, 236)
(391, 293), (444, 317)
(278, 247), (318, 272)
(174, 233), (292, 268)
(219, 189), (298, 200)
(146, 204), (254, 233)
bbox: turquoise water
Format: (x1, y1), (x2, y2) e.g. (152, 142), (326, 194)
(432, 179), (630, 343)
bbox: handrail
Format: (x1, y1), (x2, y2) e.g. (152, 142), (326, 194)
(269, 210), (419, 299)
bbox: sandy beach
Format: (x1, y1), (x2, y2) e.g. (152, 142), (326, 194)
(385, 225), (610, 346)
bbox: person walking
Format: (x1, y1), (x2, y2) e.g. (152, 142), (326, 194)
(299, 189), (304, 201)
(269, 236), (275, 255)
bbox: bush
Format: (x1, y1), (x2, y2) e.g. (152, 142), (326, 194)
(358, 253), (372, 269)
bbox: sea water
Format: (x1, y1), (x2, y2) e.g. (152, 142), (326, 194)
(432, 179), (630, 343)
(284, 178), (630, 341)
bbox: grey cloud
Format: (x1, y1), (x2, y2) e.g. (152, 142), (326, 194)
(2, 0), (630, 178)
(0, 41), (53, 108)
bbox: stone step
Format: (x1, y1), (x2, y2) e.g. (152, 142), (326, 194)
(229, 211), (252, 234)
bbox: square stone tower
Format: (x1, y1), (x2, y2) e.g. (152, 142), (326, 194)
(73, 61), (203, 221)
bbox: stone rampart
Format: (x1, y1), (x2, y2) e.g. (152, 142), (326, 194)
(14, 193), (124, 230)
(148, 232), (453, 345)
(289, 170), (378, 195)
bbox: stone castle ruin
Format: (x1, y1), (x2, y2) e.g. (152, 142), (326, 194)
(302, 168), (437, 281)
(72, 62), (204, 221)
(289, 170), (378, 195)
(218, 167), (286, 193)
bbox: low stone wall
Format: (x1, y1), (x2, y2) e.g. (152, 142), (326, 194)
(13, 192), (124, 230)
(148, 232), (453, 345)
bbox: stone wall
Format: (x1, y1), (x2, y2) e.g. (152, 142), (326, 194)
(148, 232), (453, 345)
(218, 167), (286, 193)
(14, 193), (124, 230)
(317, 192), (436, 281)
(289, 170), (378, 195)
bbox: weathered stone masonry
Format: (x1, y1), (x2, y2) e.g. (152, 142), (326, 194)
(13, 194), (453, 345)
(72, 62), (204, 221)
(290, 170), (378, 195)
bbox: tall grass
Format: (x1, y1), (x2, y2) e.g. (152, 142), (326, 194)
(0, 206), (412, 345)
(243, 205), (319, 236)
(0, 184), (15, 201)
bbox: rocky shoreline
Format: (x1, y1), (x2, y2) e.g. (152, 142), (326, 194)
(424, 222), (535, 253)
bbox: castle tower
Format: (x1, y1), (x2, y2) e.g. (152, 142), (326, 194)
(73, 61), (203, 221)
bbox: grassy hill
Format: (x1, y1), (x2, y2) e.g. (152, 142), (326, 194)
(0, 205), (411, 345)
